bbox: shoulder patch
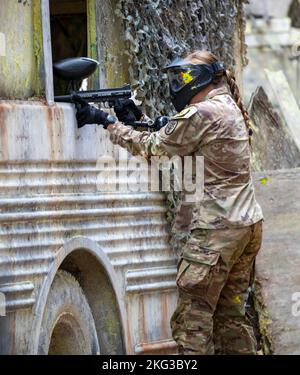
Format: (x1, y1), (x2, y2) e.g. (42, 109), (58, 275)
(164, 120), (178, 135)
(171, 106), (198, 120)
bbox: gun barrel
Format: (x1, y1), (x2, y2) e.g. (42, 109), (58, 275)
(54, 85), (132, 104)
(54, 95), (72, 102)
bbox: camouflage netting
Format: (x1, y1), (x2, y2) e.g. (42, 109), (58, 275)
(115, 0), (247, 118)
(115, 0), (247, 251)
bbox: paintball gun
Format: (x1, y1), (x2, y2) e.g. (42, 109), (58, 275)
(53, 57), (160, 130)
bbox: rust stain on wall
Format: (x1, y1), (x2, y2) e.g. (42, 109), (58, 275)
(0, 104), (9, 160)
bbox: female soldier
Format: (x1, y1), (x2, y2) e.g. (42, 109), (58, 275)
(75, 50), (263, 355)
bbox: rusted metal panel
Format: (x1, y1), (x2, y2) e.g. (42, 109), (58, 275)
(0, 282), (35, 311)
(0, 101), (178, 354)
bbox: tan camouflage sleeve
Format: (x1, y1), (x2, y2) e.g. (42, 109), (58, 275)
(108, 106), (205, 158)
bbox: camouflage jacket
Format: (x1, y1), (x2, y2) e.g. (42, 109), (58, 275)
(109, 85), (263, 231)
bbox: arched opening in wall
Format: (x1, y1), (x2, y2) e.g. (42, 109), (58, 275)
(58, 249), (125, 355)
(38, 249), (125, 355)
(38, 268), (100, 355)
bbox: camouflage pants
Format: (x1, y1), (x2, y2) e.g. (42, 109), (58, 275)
(171, 220), (263, 355)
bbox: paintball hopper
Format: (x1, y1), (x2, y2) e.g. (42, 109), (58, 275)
(53, 57), (99, 81)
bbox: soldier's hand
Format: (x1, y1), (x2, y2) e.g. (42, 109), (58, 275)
(73, 95), (116, 129)
(114, 99), (143, 125)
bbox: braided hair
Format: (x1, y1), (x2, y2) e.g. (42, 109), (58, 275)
(224, 69), (253, 137)
(185, 50), (253, 141)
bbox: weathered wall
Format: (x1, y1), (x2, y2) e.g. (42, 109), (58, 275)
(0, 0), (44, 99)
(0, 101), (178, 354)
(243, 17), (300, 105)
(249, 86), (300, 171)
(95, 0), (130, 88)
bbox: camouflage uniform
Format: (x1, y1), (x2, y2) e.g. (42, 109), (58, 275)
(109, 85), (263, 355)
(172, 222), (262, 355)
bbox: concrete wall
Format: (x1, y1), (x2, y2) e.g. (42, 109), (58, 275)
(0, 101), (178, 354)
(0, 0), (44, 99)
(245, 0), (293, 18)
(95, 0), (130, 88)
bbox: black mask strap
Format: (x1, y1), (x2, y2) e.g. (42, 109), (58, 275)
(210, 61), (225, 74)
